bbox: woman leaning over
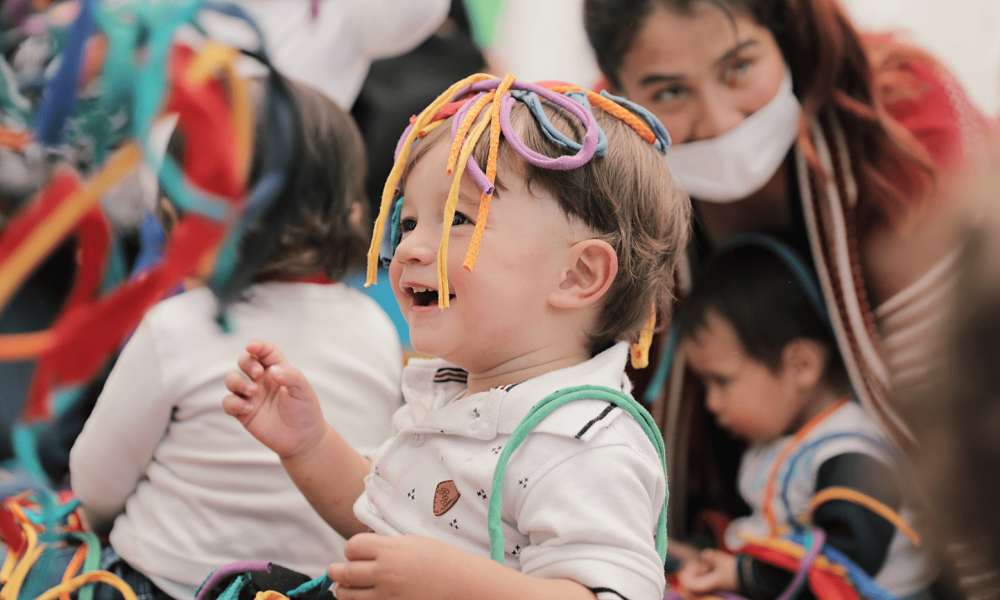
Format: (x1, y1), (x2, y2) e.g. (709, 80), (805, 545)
(585, 0), (992, 547)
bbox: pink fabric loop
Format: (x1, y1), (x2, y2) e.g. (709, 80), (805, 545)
(496, 83), (599, 170)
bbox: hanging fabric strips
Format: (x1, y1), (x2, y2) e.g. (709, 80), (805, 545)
(0, 0), (282, 421)
(364, 74), (670, 367)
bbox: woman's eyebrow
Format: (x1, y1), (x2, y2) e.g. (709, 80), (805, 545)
(639, 72), (686, 88)
(713, 39), (759, 68)
(637, 40), (759, 88)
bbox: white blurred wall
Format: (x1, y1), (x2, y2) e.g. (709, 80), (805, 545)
(489, 0), (600, 87)
(488, 0), (1000, 116)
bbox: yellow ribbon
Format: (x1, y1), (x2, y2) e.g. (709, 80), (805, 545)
(0, 143), (141, 314)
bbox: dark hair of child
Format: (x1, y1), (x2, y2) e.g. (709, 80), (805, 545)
(678, 244), (849, 392)
(164, 73), (370, 312)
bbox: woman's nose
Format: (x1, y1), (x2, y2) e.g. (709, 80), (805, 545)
(689, 90), (744, 142)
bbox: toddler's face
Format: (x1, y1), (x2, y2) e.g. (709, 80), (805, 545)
(681, 311), (807, 443)
(388, 139), (584, 373)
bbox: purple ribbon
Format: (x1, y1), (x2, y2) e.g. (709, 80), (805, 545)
(775, 529), (827, 600)
(392, 77), (603, 199)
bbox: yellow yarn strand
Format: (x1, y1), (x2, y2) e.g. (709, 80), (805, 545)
(366, 73), (494, 286)
(0, 143), (141, 312)
(809, 487), (921, 547)
(417, 119), (446, 138)
(630, 301), (657, 369)
(185, 42), (253, 185)
(445, 91), (496, 176)
(0, 525), (20, 583)
(59, 544), (88, 600)
(34, 571), (138, 600)
(462, 73), (515, 273)
(737, 533), (849, 577)
(0, 541), (45, 600)
(437, 114), (491, 308)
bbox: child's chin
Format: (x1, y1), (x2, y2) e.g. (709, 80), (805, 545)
(409, 337), (443, 359)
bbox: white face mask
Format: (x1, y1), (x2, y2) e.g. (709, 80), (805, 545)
(665, 69), (801, 203)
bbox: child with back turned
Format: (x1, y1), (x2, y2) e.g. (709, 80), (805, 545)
(223, 75), (690, 600)
(674, 238), (935, 600)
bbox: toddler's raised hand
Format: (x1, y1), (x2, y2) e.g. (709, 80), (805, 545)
(224, 339), (326, 459)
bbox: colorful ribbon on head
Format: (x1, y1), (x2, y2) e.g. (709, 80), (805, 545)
(364, 74), (670, 367)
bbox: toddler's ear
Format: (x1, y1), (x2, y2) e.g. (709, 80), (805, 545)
(782, 339), (826, 389)
(549, 239), (618, 308)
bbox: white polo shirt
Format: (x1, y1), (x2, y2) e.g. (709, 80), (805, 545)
(354, 342), (667, 600)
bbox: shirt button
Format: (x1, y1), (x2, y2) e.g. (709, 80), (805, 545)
(408, 433), (425, 446)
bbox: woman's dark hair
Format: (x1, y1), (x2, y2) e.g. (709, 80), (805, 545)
(678, 244), (847, 388)
(584, 0), (936, 226)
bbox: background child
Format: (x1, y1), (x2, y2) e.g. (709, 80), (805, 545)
(69, 74), (403, 600)
(674, 238), (935, 599)
(223, 76), (690, 600)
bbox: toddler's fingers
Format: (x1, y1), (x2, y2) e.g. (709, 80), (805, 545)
(342, 533), (381, 561)
(222, 393), (253, 418)
(327, 560), (378, 590)
(236, 352), (264, 380)
(225, 371), (257, 397)
(245, 339), (289, 369)
(268, 364), (308, 397)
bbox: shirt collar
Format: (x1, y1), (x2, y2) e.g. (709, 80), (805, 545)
(400, 342), (633, 439)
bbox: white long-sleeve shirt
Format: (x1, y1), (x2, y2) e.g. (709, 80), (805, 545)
(70, 282), (402, 600)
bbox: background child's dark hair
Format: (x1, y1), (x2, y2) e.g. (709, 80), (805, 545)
(678, 244), (848, 389)
(400, 98), (690, 356)
(242, 78), (369, 281)
(165, 73), (369, 309)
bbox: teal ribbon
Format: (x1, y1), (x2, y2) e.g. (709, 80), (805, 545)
(488, 384), (668, 563)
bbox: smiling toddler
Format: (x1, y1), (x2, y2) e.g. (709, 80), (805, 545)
(223, 74), (690, 600)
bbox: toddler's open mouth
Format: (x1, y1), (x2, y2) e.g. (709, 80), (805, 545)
(406, 286), (456, 307)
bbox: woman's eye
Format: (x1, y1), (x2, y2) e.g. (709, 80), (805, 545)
(452, 212), (474, 227)
(399, 218), (417, 233)
(724, 58), (754, 83)
(713, 376), (730, 388)
(654, 84), (688, 104)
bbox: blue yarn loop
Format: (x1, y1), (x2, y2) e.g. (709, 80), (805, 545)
(510, 89), (609, 157)
(378, 195), (404, 267)
(488, 385), (668, 564)
(777, 430), (902, 527)
(598, 90), (671, 154)
(784, 530), (896, 600)
(33, 0), (96, 146)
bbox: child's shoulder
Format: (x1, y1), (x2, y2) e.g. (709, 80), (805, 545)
(805, 401), (901, 470)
